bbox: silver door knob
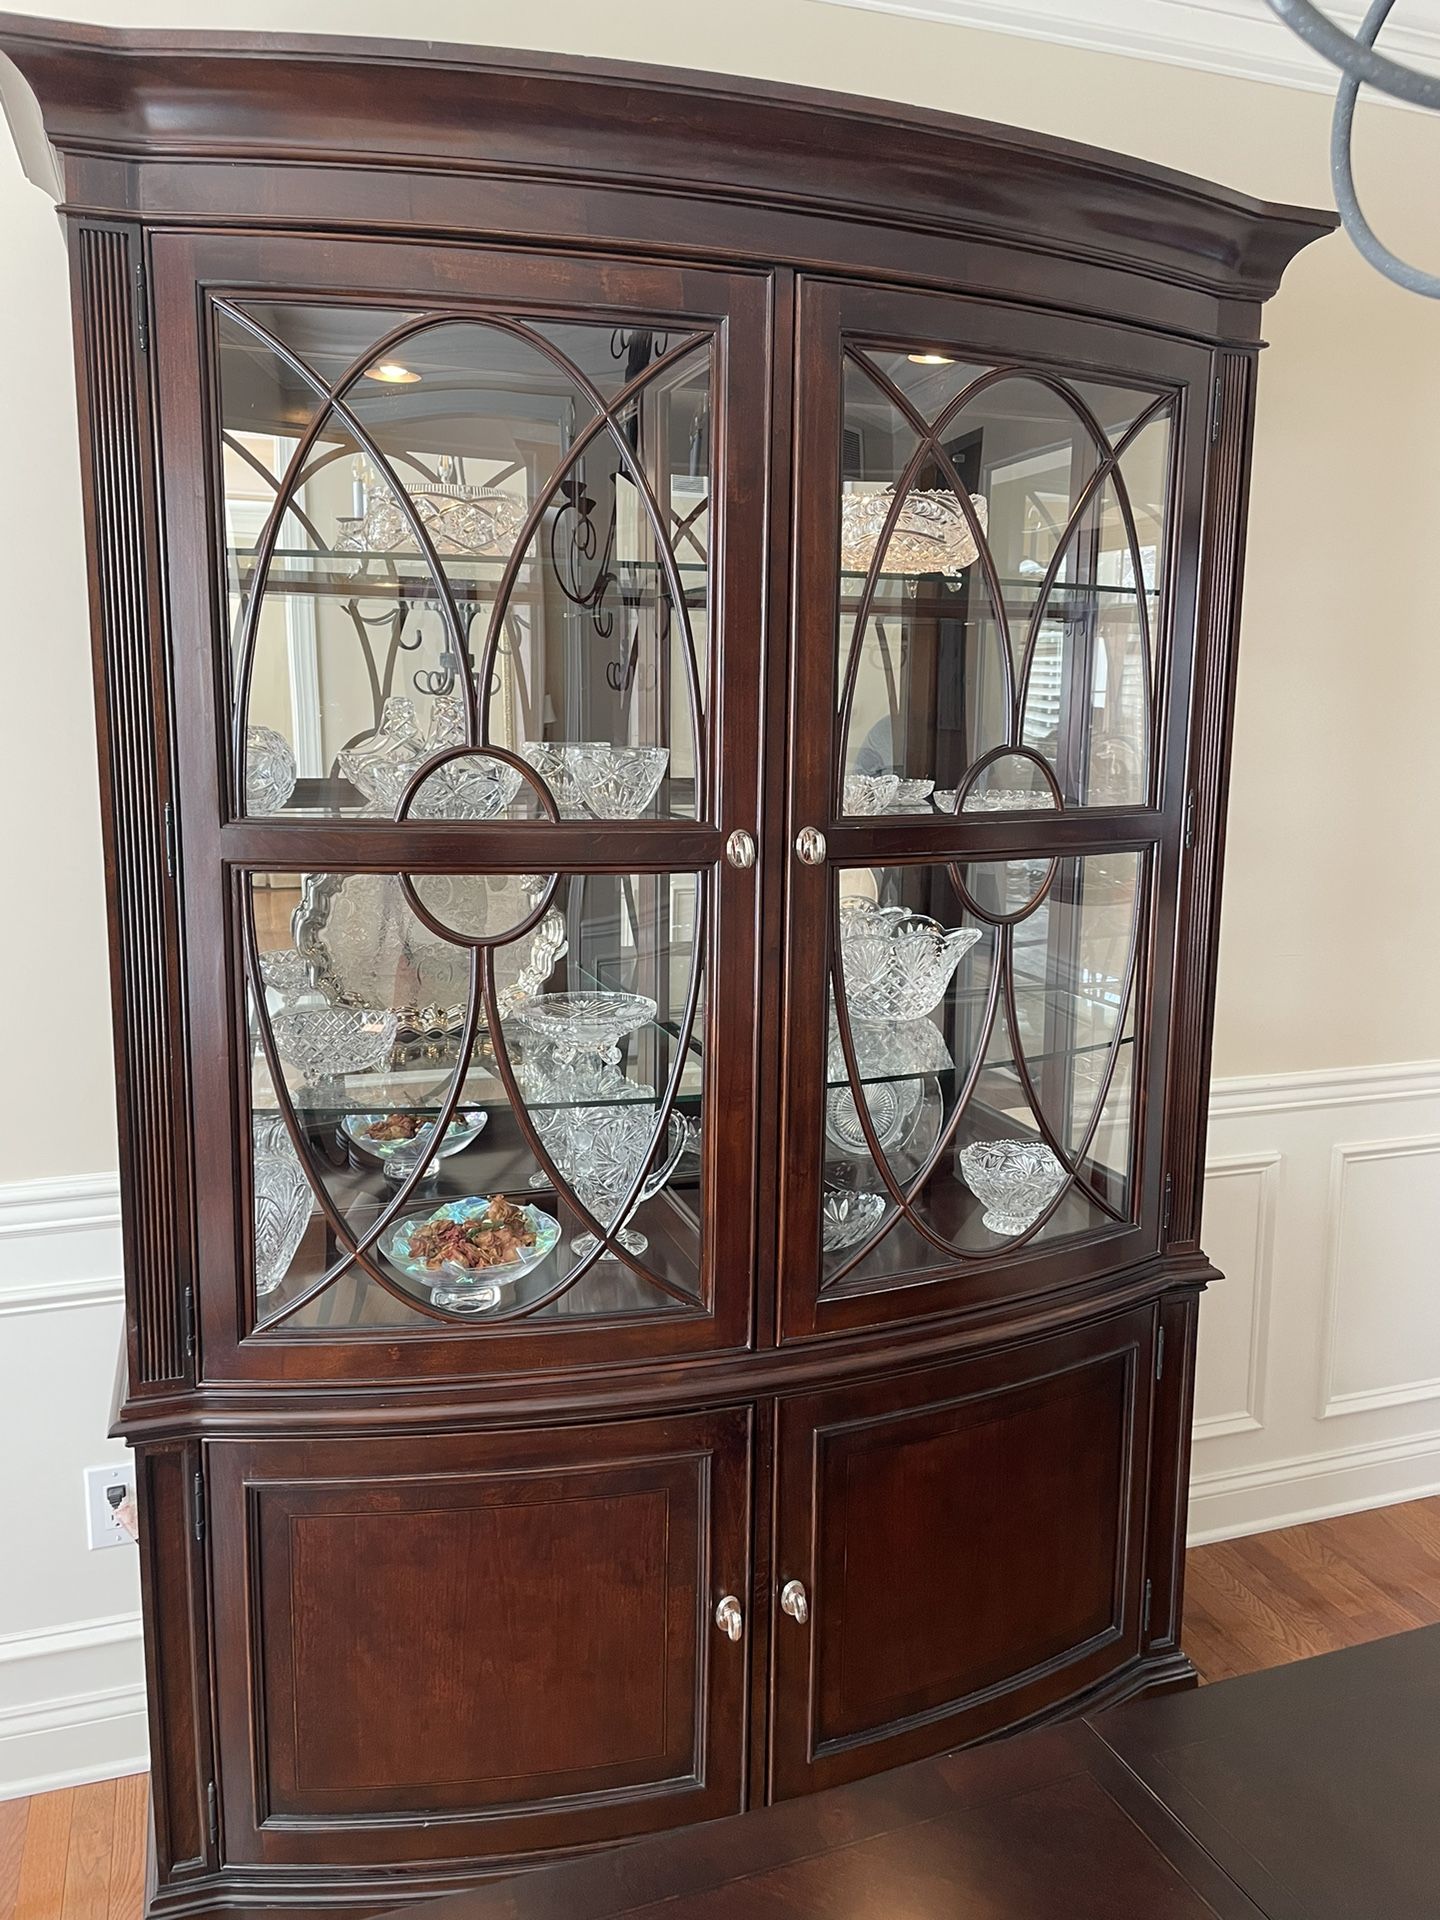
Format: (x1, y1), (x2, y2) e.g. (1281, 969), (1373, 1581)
(725, 828), (756, 870)
(795, 826), (826, 865)
(715, 1594), (744, 1642)
(780, 1579), (809, 1624)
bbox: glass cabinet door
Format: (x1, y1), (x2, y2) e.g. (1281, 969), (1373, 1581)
(153, 236), (767, 1374)
(780, 280), (1209, 1339)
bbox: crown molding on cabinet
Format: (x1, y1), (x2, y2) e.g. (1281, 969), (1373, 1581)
(816, 0), (1440, 106)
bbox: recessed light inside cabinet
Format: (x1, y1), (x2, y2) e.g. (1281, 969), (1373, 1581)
(907, 352), (954, 365)
(364, 362), (421, 384)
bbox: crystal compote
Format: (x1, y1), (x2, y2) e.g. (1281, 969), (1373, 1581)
(957, 1138), (1066, 1234)
(838, 898), (980, 1022)
(516, 990), (656, 1067)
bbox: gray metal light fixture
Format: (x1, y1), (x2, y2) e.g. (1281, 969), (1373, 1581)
(1266, 0), (1440, 296)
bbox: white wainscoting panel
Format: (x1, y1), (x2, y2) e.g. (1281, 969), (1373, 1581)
(1192, 1062), (1440, 1544)
(0, 1173), (145, 1800)
(1192, 1152), (1279, 1442)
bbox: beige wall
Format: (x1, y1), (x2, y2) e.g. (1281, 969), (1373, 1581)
(2, 0), (1438, 1181)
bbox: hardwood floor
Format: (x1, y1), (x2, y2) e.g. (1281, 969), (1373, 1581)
(4, 1496), (1439, 1918)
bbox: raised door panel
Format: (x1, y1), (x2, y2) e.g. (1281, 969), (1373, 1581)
(148, 232), (771, 1378)
(209, 1409), (751, 1864)
(779, 277), (1212, 1340)
(769, 1309), (1153, 1798)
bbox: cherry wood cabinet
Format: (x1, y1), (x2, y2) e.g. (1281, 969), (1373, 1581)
(0, 16), (1332, 1916)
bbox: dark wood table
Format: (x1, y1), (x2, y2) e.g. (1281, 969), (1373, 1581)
(387, 1628), (1440, 1920)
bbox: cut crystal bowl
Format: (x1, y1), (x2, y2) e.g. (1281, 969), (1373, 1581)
(891, 777), (935, 810)
(821, 1187), (887, 1251)
(568, 743), (669, 818)
(245, 725), (297, 815)
(957, 1137), (1066, 1234)
(519, 741), (669, 818)
(843, 772), (901, 814)
(823, 1014), (953, 1154)
(516, 991), (657, 1066)
(381, 1198), (560, 1313)
(252, 1114), (311, 1297)
(963, 787), (1052, 811)
(838, 898), (980, 1022)
(407, 754), (524, 821)
(839, 488), (989, 579)
(272, 1005), (399, 1086)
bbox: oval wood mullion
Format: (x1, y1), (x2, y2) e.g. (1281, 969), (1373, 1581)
(242, 898), (489, 1330)
(474, 949), (703, 1316)
(823, 927), (1005, 1289)
(825, 889), (979, 1265)
(822, 811), (1162, 861)
(219, 820), (721, 871)
(217, 303), (479, 791)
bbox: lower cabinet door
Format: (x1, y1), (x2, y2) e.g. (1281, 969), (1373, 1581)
(769, 1309), (1154, 1798)
(208, 1408), (752, 1866)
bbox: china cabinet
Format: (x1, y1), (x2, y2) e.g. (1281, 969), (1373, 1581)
(0, 17), (1333, 1915)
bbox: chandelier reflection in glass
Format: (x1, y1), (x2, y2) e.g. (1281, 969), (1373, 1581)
(839, 487), (989, 580)
(335, 455), (528, 559)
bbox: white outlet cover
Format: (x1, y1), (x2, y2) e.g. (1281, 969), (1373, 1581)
(84, 1461), (137, 1550)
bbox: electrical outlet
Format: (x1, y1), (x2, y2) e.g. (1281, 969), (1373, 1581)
(84, 1462), (137, 1550)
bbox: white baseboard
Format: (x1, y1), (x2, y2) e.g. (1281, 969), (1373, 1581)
(0, 1613), (146, 1801)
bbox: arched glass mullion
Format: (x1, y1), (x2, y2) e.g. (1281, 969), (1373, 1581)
(221, 429), (329, 553)
(1013, 393), (1171, 747)
(823, 910), (1007, 1287)
(1045, 860), (1149, 1213)
(467, 333), (710, 799)
(827, 890), (981, 1265)
(995, 930), (1127, 1227)
(835, 354), (1014, 776)
(475, 905), (708, 1316)
(242, 890), (491, 1330)
(218, 302), (479, 806)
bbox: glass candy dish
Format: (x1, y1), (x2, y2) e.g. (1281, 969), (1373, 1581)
(272, 1004), (399, 1086)
(843, 772), (901, 814)
(822, 1187), (888, 1251)
(519, 741), (669, 818)
(381, 1198), (560, 1313)
(258, 946), (318, 1007)
(341, 1110), (487, 1183)
(252, 1114), (311, 1297)
(957, 1138), (1066, 1234)
(839, 487), (989, 579)
(245, 725), (296, 815)
(838, 898), (980, 1022)
(516, 990), (657, 1066)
